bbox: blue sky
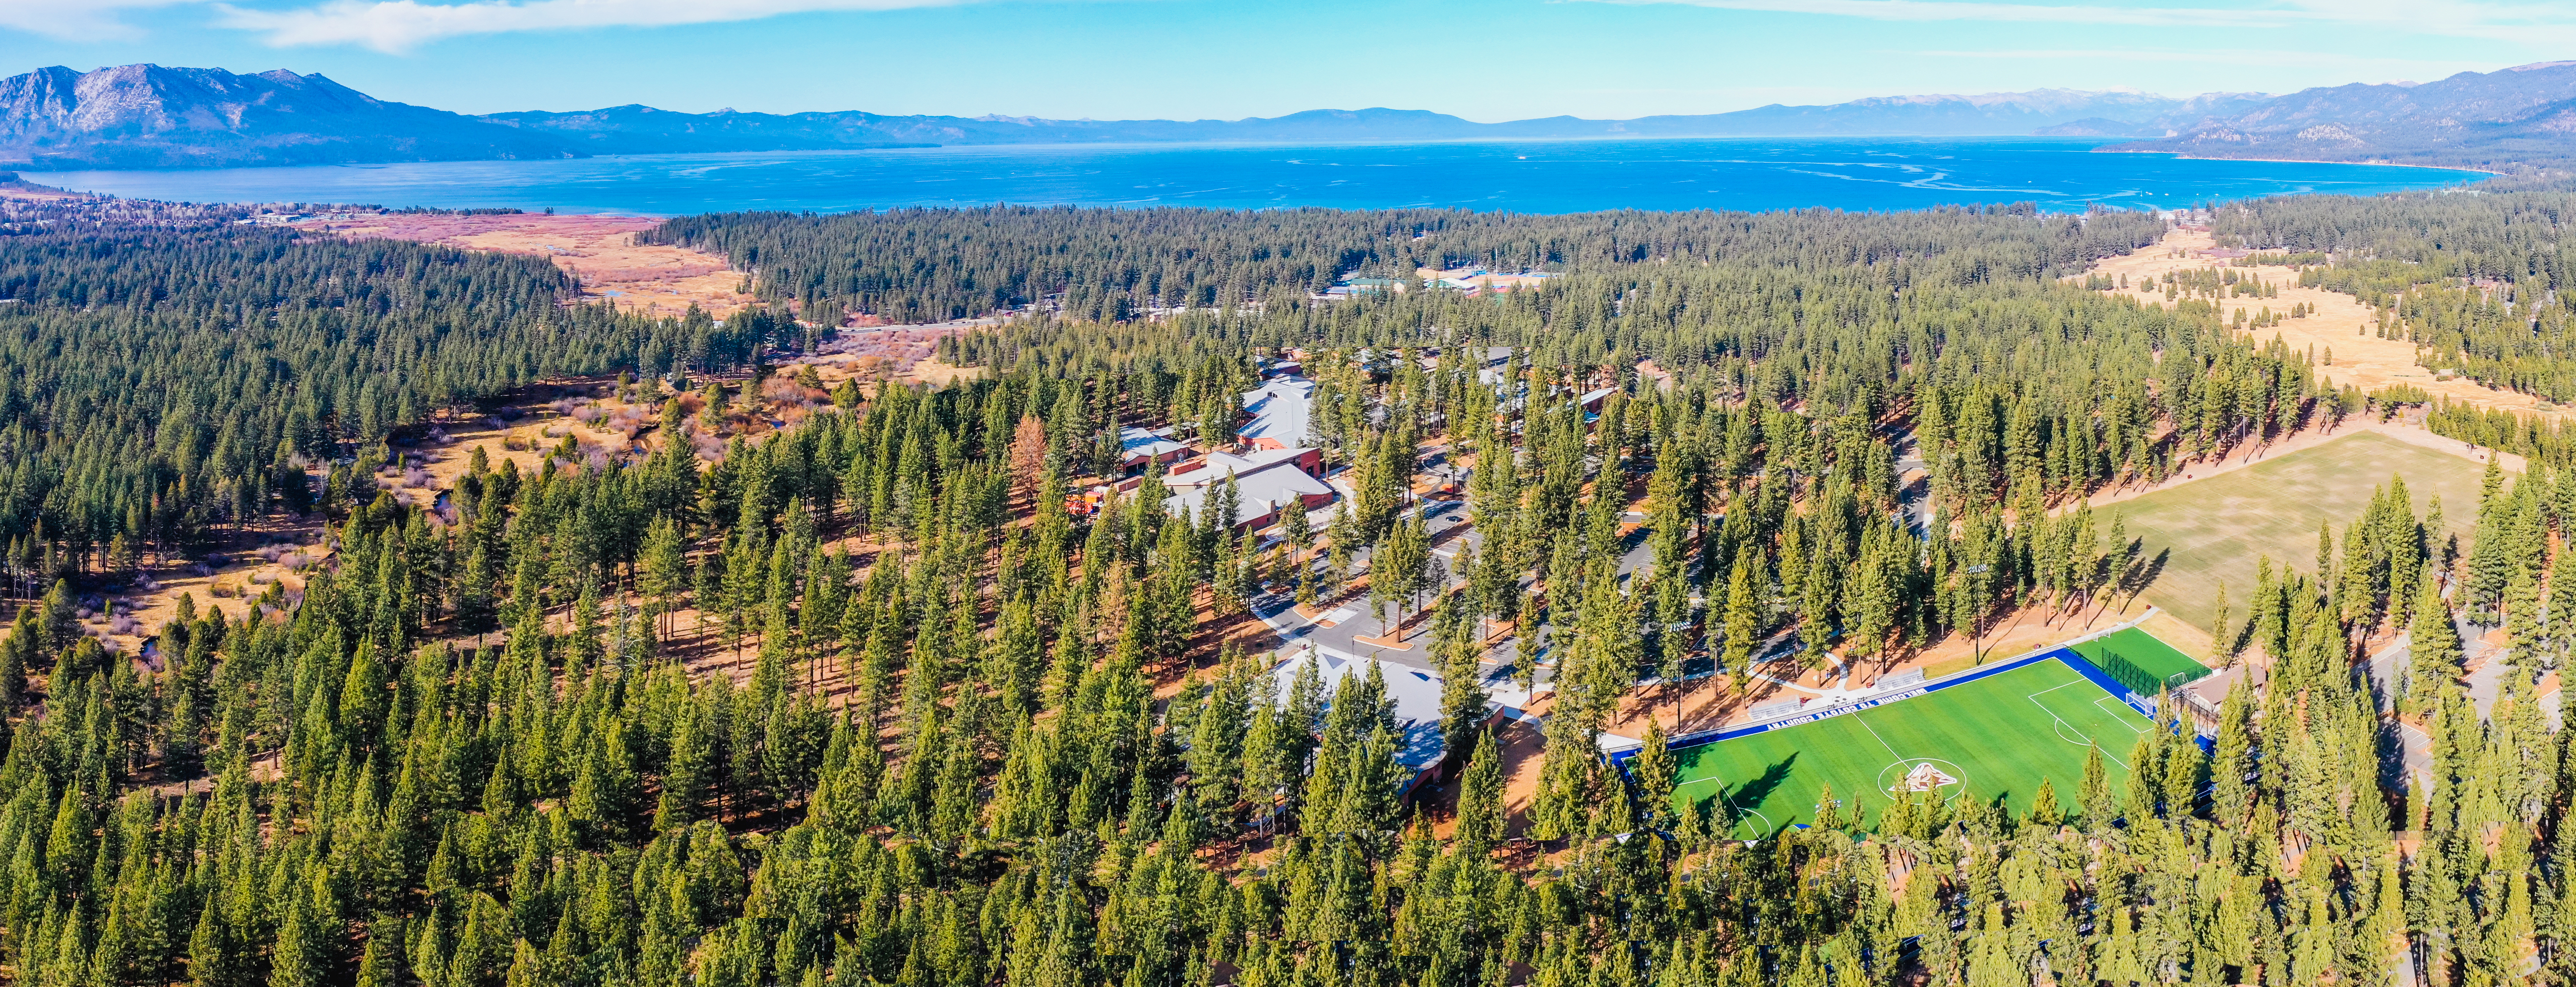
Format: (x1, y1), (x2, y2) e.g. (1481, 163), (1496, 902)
(3, 0), (2570, 120)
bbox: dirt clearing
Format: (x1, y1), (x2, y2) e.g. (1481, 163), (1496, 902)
(295, 212), (753, 319)
(2083, 227), (2572, 422)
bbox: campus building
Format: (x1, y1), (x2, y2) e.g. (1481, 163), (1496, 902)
(1160, 446), (1333, 532)
(1117, 426), (1192, 473)
(1238, 376), (1314, 449)
(1266, 648), (1453, 796)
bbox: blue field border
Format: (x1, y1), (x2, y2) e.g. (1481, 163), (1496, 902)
(1614, 645), (2157, 766)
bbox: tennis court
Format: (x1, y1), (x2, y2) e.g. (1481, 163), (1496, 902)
(1671, 656), (2156, 838)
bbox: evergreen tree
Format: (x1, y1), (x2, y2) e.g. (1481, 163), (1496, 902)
(2079, 743), (2114, 830)
(1454, 724), (1504, 856)
(1719, 552), (1763, 688)
(1629, 721), (1677, 832)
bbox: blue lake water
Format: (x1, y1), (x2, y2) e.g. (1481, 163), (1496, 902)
(23, 137), (2485, 216)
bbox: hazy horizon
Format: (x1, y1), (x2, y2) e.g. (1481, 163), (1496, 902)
(4, 0), (2569, 123)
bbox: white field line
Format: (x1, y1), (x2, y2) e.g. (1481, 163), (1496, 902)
(2028, 675), (2132, 770)
(1851, 710), (1904, 761)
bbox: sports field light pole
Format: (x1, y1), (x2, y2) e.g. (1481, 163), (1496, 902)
(1964, 564), (1991, 666)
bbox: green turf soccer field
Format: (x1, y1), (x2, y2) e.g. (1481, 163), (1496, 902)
(2069, 627), (2212, 695)
(1670, 656), (2157, 839)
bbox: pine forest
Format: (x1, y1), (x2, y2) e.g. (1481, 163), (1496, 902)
(6, 188), (2576, 987)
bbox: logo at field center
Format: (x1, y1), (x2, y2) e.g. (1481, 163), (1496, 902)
(1891, 761), (1958, 793)
(1873, 757), (1966, 798)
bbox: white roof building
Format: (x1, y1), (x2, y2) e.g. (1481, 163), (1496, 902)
(1162, 456), (1333, 528)
(1240, 377), (1315, 447)
(1119, 426), (1191, 466)
(1268, 649), (1452, 779)
(1166, 446), (1314, 485)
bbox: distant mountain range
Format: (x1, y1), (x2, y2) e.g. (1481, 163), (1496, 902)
(476, 90), (2248, 152)
(4, 62), (2575, 171)
(0, 64), (574, 168)
(2100, 62), (2576, 167)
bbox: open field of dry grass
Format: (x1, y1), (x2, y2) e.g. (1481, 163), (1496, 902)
(295, 212), (755, 319)
(2111, 431), (2490, 628)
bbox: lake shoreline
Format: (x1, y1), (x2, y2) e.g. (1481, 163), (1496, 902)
(2090, 145), (2506, 178)
(22, 137), (2487, 217)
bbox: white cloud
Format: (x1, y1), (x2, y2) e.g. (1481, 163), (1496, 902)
(218, 0), (983, 51)
(0, 0), (200, 39)
(1581, 0), (2576, 45)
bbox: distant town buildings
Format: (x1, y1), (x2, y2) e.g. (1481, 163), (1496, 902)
(1421, 266), (1560, 296)
(1316, 269), (1559, 300)
(1319, 277), (1402, 299)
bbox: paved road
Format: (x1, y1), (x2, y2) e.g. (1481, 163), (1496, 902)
(1257, 459), (1691, 707)
(2396, 721), (2432, 786)
(2364, 635), (2408, 713)
(1890, 429), (1932, 537)
(2360, 636), (2431, 782)
(1253, 490), (1555, 700)
(1254, 495), (1475, 675)
(2355, 619), (2562, 787)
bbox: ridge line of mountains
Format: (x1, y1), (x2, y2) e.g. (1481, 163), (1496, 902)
(8, 61), (2576, 171)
